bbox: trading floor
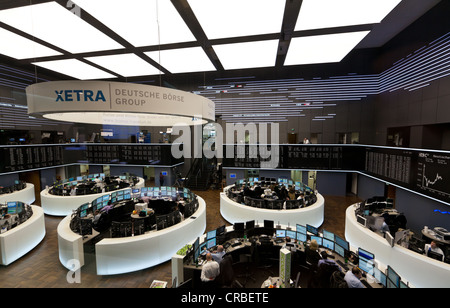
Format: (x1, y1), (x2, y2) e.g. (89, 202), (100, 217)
(0, 180), (360, 288)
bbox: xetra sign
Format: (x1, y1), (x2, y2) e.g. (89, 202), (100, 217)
(55, 90), (106, 102)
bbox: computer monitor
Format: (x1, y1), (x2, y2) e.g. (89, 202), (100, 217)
(245, 220), (255, 230)
(296, 232), (307, 243)
(264, 220), (274, 230)
(206, 229), (216, 240)
(322, 238), (334, 250)
(207, 238), (216, 249)
(286, 230), (296, 239)
(399, 280), (409, 288)
(216, 225), (226, 236)
(193, 237), (200, 262)
(234, 222), (244, 232)
(276, 229), (286, 238)
(358, 247), (375, 261)
(334, 235), (349, 251)
(310, 235), (322, 246)
(296, 224), (307, 235)
(356, 214), (367, 227)
(7, 202), (17, 214)
(387, 265), (400, 288)
(322, 229), (335, 242)
(306, 224), (318, 236)
(358, 254), (375, 275)
(334, 244), (345, 258)
(373, 267), (387, 287)
(427, 250), (444, 261)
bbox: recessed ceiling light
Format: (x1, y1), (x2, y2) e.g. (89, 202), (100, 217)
(284, 31), (370, 66)
(85, 54), (162, 77)
(145, 47), (216, 74)
(72, 0), (195, 47)
(295, 0), (402, 30)
(32, 59), (116, 80)
(187, 0), (285, 39)
(0, 1), (123, 53)
(213, 40), (279, 70)
(0, 27), (62, 59)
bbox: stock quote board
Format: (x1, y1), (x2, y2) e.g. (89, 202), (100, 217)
(363, 147), (450, 204)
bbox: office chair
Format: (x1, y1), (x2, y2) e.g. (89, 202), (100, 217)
(236, 241), (257, 287)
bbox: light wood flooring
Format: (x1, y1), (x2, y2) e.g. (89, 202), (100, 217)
(0, 187), (360, 288)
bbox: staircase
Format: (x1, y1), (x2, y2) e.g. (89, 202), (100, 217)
(184, 157), (216, 191)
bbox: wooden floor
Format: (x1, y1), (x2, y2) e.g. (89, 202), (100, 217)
(0, 188), (360, 288)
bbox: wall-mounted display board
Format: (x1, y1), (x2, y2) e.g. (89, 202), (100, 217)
(223, 144), (450, 205)
(222, 144), (364, 171)
(0, 143), (182, 174)
(1, 145), (64, 172)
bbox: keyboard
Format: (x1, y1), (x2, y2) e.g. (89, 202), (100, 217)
(361, 279), (373, 288)
(231, 242), (242, 247)
(336, 260), (349, 271)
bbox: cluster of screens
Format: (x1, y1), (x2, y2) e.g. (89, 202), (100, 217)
(235, 177), (313, 192)
(53, 173), (107, 187)
(189, 219), (410, 289)
(192, 225), (227, 262)
(1, 201), (26, 216)
(77, 186), (196, 219)
(139, 186), (191, 199)
(0, 180), (26, 195)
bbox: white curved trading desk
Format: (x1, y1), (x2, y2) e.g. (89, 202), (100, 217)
(57, 196), (206, 275)
(41, 177), (145, 216)
(0, 183), (35, 205)
(0, 205), (45, 265)
(345, 204), (450, 288)
(220, 185), (324, 228)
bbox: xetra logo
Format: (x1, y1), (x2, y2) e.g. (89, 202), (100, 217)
(55, 90), (106, 102)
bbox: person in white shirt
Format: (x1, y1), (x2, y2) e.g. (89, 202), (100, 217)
(425, 240), (445, 261)
(344, 267), (365, 288)
(200, 253), (220, 282)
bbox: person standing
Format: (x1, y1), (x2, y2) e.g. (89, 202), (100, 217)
(159, 172), (164, 186)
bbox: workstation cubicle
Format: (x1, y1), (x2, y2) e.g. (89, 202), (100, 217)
(172, 220), (410, 289)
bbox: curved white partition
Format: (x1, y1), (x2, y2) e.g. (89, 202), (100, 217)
(57, 214), (84, 271)
(345, 204), (450, 288)
(57, 196), (206, 275)
(41, 177), (145, 216)
(220, 185), (324, 228)
(0, 205), (45, 265)
(0, 183), (35, 205)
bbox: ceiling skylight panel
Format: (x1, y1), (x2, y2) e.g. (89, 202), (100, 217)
(213, 40), (279, 70)
(284, 31), (370, 66)
(145, 47), (216, 74)
(72, 0), (195, 47)
(85, 53), (162, 77)
(32, 59), (116, 80)
(295, 0), (402, 30)
(0, 2), (123, 53)
(0, 27), (62, 59)
(187, 0), (285, 39)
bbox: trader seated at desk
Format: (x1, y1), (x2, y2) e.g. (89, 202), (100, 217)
(344, 267), (365, 288)
(282, 236), (297, 253)
(211, 245), (226, 263)
(424, 240), (445, 261)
